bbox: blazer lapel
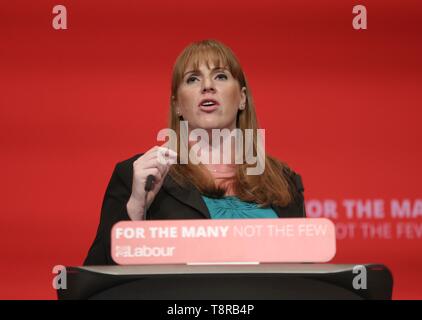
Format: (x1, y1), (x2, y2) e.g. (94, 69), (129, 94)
(271, 203), (302, 218)
(271, 204), (283, 218)
(162, 175), (211, 219)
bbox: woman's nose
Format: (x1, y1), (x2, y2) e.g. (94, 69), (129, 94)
(201, 77), (216, 93)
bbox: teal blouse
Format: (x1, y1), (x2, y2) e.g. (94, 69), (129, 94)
(202, 195), (278, 219)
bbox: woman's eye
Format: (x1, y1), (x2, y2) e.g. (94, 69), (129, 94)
(186, 76), (198, 84)
(216, 73), (228, 80)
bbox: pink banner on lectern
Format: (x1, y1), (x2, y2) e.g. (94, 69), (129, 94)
(111, 218), (336, 265)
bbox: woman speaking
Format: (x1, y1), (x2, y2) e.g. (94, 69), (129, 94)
(84, 39), (306, 265)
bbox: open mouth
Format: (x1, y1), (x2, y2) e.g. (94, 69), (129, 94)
(198, 99), (220, 112)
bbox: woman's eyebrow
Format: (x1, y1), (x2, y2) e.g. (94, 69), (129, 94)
(183, 67), (229, 77)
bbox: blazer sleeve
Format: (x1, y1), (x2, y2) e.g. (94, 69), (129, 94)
(83, 161), (133, 265)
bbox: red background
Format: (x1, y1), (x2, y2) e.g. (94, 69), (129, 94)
(0, 0), (421, 299)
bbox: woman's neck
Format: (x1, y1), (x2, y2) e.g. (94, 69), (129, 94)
(187, 128), (239, 165)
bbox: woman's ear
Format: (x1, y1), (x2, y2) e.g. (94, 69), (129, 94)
(239, 87), (247, 110)
(172, 96), (182, 116)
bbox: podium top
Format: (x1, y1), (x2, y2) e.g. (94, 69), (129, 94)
(78, 263), (384, 275)
(61, 263), (393, 300)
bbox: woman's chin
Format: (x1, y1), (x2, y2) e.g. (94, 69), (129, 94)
(187, 117), (221, 130)
(195, 121), (231, 131)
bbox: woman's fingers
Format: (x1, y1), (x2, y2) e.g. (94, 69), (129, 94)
(136, 146), (177, 176)
(138, 146), (177, 165)
(139, 157), (170, 177)
(132, 145), (178, 200)
(142, 167), (163, 183)
(128, 145), (178, 220)
(158, 145), (178, 159)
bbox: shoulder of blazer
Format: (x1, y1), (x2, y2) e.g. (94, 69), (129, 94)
(113, 153), (144, 186)
(282, 166), (306, 216)
(282, 166), (305, 193)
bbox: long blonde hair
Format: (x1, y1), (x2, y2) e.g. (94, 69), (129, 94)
(168, 39), (294, 207)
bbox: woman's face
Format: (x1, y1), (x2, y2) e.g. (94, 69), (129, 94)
(174, 62), (246, 132)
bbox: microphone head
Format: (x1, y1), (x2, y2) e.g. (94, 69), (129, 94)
(145, 175), (155, 192)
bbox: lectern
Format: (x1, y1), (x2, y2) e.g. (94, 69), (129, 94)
(57, 263), (392, 300)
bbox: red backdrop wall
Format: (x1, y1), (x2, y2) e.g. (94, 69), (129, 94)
(0, 0), (421, 299)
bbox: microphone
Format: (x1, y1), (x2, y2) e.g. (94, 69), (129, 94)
(145, 174), (155, 191)
(143, 175), (155, 220)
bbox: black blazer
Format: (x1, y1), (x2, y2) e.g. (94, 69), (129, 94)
(84, 154), (306, 265)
